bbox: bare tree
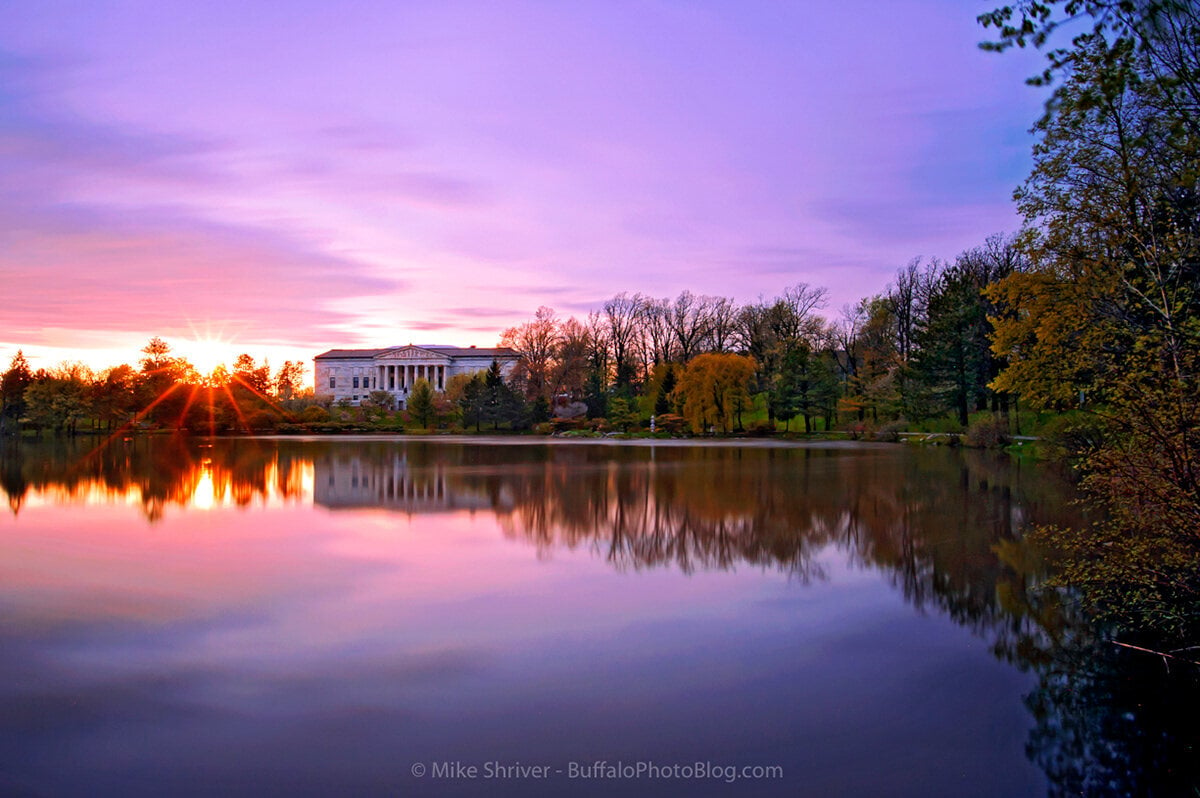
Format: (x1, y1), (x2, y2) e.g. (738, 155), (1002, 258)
(602, 292), (643, 389)
(554, 316), (592, 400)
(638, 296), (673, 368)
(501, 306), (563, 401)
(666, 290), (715, 363)
(706, 296), (740, 353)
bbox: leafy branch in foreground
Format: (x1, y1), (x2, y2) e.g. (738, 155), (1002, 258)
(984, 1), (1200, 643)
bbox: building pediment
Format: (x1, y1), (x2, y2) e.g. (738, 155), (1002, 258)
(373, 346), (451, 362)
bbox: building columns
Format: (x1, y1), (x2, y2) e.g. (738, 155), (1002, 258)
(373, 361), (449, 393)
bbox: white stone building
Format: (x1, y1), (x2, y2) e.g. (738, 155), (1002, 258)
(314, 344), (519, 407)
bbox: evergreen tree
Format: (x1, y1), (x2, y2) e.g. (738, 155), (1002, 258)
(0, 351), (33, 434)
(460, 374), (486, 432)
(407, 379), (435, 428)
(655, 364), (676, 416)
(584, 371), (607, 420)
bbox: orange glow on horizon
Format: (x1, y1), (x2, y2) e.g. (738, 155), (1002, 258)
(1, 336), (314, 389)
(178, 333), (238, 375)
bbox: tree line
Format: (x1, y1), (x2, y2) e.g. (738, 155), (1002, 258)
(0, 231), (1034, 439)
(495, 236), (1026, 435)
(0, 339), (308, 435)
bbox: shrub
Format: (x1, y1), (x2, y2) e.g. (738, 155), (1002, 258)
(652, 413), (688, 435)
(870, 420), (906, 442)
(1039, 412), (1109, 463)
(550, 417), (590, 433)
(845, 421), (870, 440)
(246, 410), (279, 432)
(966, 417), (1012, 449)
(310, 420), (355, 433)
(746, 420), (776, 436)
(300, 405), (330, 423)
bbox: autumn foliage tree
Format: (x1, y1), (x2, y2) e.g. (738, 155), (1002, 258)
(501, 306), (562, 402)
(984, 1), (1200, 642)
(675, 353), (756, 434)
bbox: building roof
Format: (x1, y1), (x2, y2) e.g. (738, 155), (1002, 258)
(314, 345), (520, 360)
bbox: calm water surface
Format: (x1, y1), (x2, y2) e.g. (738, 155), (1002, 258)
(0, 436), (1195, 796)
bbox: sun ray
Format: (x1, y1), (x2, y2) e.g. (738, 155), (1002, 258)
(177, 383), (203, 429)
(65, 382), (190, 480)
(229, 374), (298, 423)
(220, 382), (253, 433)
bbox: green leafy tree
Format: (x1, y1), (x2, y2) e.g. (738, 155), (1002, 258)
(606, 396), (635, 432)
(770, 369), (800, 432)
(737, 284), (827, 426)
(93, 364), (138, 431)
(135, 338), (199, 427)
(24, 373), (92, 435)
(772, 341), (841, 433)
(914, 247), (1018, 427)
(984, 2), (1200, 643)
(406, 379), (435, 428)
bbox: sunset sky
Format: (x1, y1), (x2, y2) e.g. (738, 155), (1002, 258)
(0, 1), (1047, 378)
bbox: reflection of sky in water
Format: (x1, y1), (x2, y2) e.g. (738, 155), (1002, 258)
(0, 439), (1077, 796)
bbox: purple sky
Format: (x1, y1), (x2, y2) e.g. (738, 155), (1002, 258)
(0, 0), (1046, 375)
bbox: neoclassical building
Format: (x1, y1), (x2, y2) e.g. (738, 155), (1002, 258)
(314, 344), (519, 407)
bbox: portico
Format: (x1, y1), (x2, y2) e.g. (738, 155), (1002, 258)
(314, 344), (519, 407)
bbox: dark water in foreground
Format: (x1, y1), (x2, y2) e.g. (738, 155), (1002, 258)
(0, 436), (1196, 796)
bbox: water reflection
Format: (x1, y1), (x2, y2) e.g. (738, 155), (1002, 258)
(0, 435), (309, 519)
(1, 436), (1196, 795)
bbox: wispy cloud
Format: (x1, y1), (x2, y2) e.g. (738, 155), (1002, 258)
(0, 48), (403, 353)
(0, 0), (1049, 363)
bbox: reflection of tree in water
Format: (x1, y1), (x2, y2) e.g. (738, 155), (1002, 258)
(492, 446), (843, 578)
(1023, 631), (1200, 797)
(0, 436), (310, 521)
(414, 442), (1198, 795)
(3, 436), (1197, 791)
(491, 444), (1085, 606)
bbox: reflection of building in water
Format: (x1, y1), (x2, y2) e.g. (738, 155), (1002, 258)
(312, 452), (513, 514)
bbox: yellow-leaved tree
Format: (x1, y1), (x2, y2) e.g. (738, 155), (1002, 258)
(984, 5), (1200, 644)
(675, 353), (756, 434)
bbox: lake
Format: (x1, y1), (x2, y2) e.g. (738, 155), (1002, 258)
(0, 436), (1195, 796)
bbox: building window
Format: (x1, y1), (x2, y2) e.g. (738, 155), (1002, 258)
(353, 395), (359, 401)
(353, 376), (360, 389)
(329, 376), (336, 389)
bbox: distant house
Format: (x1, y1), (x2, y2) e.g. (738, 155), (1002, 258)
(314, 344), (519, 407)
